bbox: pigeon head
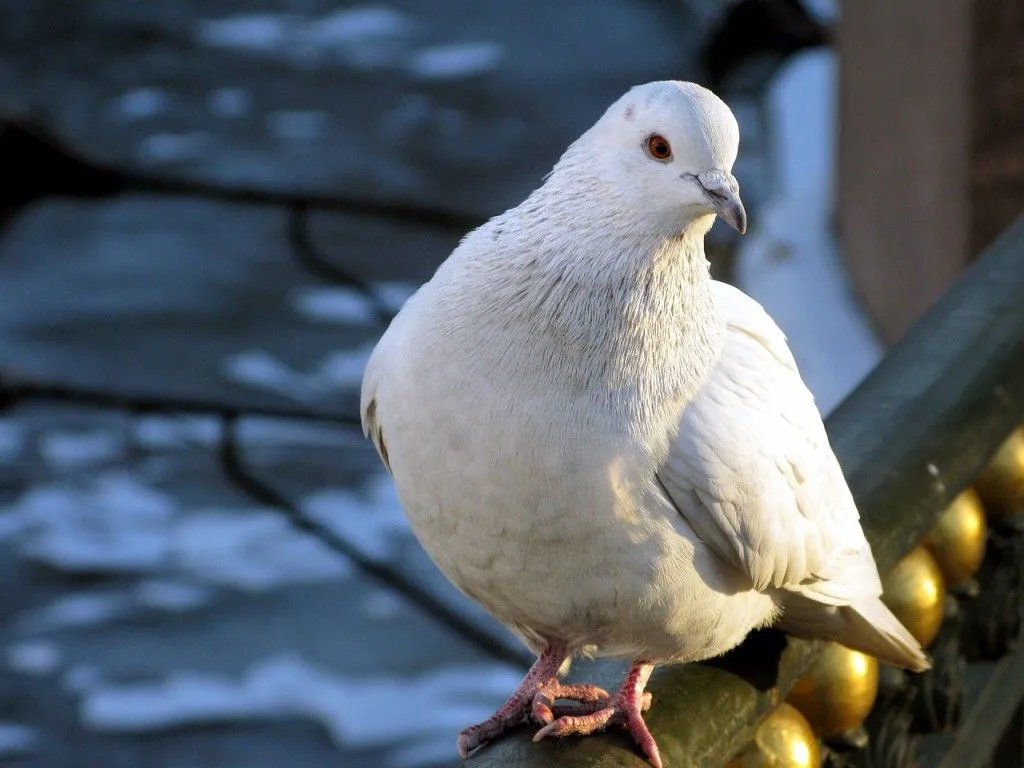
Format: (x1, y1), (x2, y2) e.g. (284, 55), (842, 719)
(567, 81), (746, 237)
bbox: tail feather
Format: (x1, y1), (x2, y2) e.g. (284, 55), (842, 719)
(778, 594), (931, 672)
(842, 598), (931, 671)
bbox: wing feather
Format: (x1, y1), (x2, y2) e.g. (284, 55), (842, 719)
(658, 281), (882, 604)
(360, 318), (403, 476)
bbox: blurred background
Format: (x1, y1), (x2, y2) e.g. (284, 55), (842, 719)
(0, 1), (1020, 766)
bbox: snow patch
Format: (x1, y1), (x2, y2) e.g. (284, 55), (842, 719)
(208, 87), (252, 118)
(266, 110), (330, 142)
(6, 640), (62, 675)
(222, 345), (376, 400)
(0, 723), (38, 757)
(19, 592), (136, 633)
(305, 7), (414, 69)
(291, 285), (379, 325)
(318, 345), (377, 390)
(39, 429), (121, 469)
(302, 473), (410, 561)
(196, 13), (294, 52)
(110, 87), (169, 122)
(137, 132), (210, 164)
(221, 349), (313, 400)
(19, 582), (212, 634)
(81, 654), (519, 763)
(135, 579), (215, 612)
(409, 42), (505, 81)
(10, 471), (176, 573)
(133, 415), (221, 449)
(305, 7), (413, 46)
(375, 281), (418, 313)
(171, 508), (350, 590)
(196, 7), (414, 69)
(1, 463), (372, 590)
(294, 281), (415, 321)
(0, 419), (24, 462)
(64, 664), (103, 694)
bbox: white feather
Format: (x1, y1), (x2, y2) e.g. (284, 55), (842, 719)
(659, 283), (928, 669)
(660, 281), (882, 602)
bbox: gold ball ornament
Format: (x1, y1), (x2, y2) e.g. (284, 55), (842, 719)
(975, 428), (1024, 520)
(726, 702), (822, 768)
(922, 488), (987, 588)
(786, 642), (879, 737)
(881, 545), (946, 649)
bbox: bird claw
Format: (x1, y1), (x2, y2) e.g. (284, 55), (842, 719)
(547, 690), (651, 719)
(532, 677), (661, 768)
(456, 649), (659, 766)
(457, 680), (610, 757)
(532, 681), (610, 724)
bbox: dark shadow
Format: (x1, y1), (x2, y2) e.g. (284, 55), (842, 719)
(701, 626), (789, 692)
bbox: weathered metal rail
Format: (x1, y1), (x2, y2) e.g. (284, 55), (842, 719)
(459, 214), (1024, 768)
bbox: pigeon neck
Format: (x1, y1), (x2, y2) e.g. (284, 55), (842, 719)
(491, 202), (720, 407)
(527, 210), (715, 297)
(515, 180), (715, 290)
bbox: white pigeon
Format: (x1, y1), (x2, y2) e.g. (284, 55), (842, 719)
(360, 81), (928, 768)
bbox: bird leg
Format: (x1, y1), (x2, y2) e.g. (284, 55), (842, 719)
(533, 660), (662, 768)
(457, 642), (609, 758)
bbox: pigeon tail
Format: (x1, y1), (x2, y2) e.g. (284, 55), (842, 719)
(779, 593), (931, 671)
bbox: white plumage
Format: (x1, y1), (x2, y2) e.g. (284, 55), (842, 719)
(662, 281), (927, 668)
(360, 81), (926, 767)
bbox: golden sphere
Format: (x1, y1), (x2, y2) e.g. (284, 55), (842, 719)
(881, 545), (946, 648)
(976, 429), (1024, 520)
(922, 488), (988, 588)
(786, 642), (879, 737)
(726, 702), (822, 768)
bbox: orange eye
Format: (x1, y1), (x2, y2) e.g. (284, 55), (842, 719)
(645, 134), (672, 160)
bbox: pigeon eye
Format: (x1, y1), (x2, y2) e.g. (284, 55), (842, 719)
(645, 134), (672, 161)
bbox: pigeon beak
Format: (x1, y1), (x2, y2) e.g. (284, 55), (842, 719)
(697, 170), (747, 235)
(710, 190), (747, 235)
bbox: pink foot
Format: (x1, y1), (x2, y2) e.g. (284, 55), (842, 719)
(457, 643), (609, 758)
(531, 679), (611, 724)
(533, 661), (662, 768)
(545, 690), (652, 719)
